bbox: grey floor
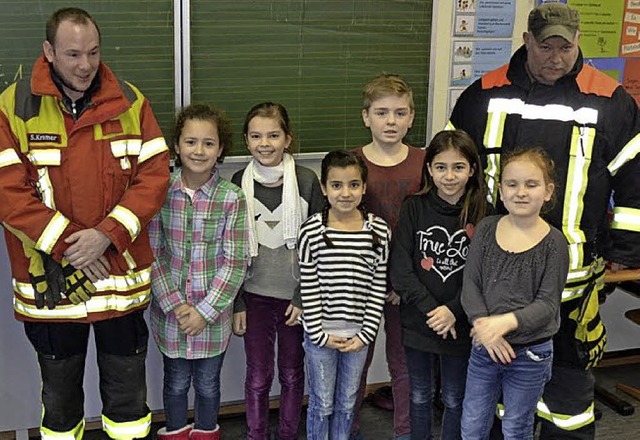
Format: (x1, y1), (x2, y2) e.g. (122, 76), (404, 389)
(72, 363), (640, 439)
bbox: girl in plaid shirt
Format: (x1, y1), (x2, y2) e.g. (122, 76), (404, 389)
(150, 104), (249, 440)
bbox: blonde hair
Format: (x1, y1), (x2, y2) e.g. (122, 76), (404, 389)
(362, 73), (414, 110)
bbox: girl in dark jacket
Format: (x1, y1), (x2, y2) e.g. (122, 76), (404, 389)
(390, 130), (488, 440)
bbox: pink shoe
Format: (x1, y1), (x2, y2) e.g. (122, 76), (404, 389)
(157, 425), (193, 440)
(189, 424), (220, 440)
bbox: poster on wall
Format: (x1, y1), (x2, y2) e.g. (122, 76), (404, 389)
(621, 1), (640, 57)
(571, 0), (625, 57)
(454, 0), (517, 38)
(448, 0), (515, 116)
(450, 40), (512, 87)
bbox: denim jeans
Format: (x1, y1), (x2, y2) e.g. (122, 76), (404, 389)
(244, 292), (305, 440)
(461, 339), (553, 440)
(351, 302), (411, 438)
(304, 332), (369, 440)
(405, 346), (468, 440)
(162, 353), (225, 431)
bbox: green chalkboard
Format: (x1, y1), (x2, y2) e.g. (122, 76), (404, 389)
(0, 0), (174, 139)
(190, 0), (433, 156)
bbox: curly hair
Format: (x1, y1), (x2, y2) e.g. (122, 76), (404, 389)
(173, 103), (233, 165)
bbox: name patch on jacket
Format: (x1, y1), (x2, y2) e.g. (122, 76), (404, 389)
(29, 133), (61, 143)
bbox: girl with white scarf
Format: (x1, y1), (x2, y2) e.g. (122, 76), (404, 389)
(232, 102), (323, 440)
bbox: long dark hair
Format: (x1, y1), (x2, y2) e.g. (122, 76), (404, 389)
(419, 130), (488, 226)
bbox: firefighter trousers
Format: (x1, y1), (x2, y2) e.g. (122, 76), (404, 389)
(538, 365), (596, 439)
(24, 311), (151, 439)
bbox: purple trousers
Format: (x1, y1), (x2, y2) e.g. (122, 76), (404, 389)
(243, 292), (305, 440)
(351, 301), (411, 438)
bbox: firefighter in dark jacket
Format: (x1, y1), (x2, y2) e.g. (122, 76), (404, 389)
(447, 3), (640, 439)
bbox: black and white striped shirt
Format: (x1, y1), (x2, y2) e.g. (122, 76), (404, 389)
(297, 212), (389, 347)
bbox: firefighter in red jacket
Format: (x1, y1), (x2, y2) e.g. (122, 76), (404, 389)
(0, 7), (169, 439)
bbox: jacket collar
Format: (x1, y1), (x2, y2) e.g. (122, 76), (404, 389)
(29, 54), (132, 124)
(426, 188), (463, 217)
(30, 54), (125, 106)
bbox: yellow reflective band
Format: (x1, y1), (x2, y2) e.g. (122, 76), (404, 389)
(483, 98), (514, 205)
(608, 132), (640, 176)
(484, 100), (512, 149)
(611, 207), (640, 232)
(445, 121), (455, 130)
(108, 205), (141, 241)
(138, 137), (168, 164)
(567, 266), (591, 282)
(496, 403), (505, 419)
(102, 412), (151, 440)
(0, 149), (21, 168)
(519, 102), (597, 124)
(567, 243), (584, 273)
(562, 126), (595, 269)
(15, 266), (151, 297)
(36, 212), (69, 254)
(40, 406), (85, 440)
(537, 400), (594, 430)
(561, 259), (605, 301)
(27, 149), (61, 166)
(562, 286), (584, 301)
(37, 167), (56, 210)
(483, 102), (507, 205)
(110, 139), (142, 158)
(14, 289), (151, 320)
(122, 249), (137, 271)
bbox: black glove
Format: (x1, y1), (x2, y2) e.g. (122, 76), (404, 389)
(62, 260), (96, 304)
(24, 245), (64, 309)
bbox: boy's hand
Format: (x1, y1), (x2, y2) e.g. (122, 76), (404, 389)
(426, 305), (456, 338)
(284, 304), (302, 326)
(339, 336), (365, 352)
(233, 311), (247, 336)
(175, 304), (207, 336)
(325, 335), (348, 350)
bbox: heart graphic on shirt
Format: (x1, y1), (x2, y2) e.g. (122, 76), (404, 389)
(421, 257), (434, 270)
(417, 226), (470, 283)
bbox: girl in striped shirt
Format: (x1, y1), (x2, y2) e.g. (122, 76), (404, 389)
(297, 150), (390, 440)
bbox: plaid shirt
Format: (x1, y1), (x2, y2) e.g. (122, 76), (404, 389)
(149, 169), (248, 359)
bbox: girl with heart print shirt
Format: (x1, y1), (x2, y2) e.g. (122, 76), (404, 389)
(390, 130), (488, 440)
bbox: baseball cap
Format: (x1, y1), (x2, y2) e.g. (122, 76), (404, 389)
(528, 3), (579, 42)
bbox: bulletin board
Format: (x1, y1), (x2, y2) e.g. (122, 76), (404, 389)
(551, 0), (640, 106)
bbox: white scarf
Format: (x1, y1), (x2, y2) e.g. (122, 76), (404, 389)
(241, 153), (302, 257)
